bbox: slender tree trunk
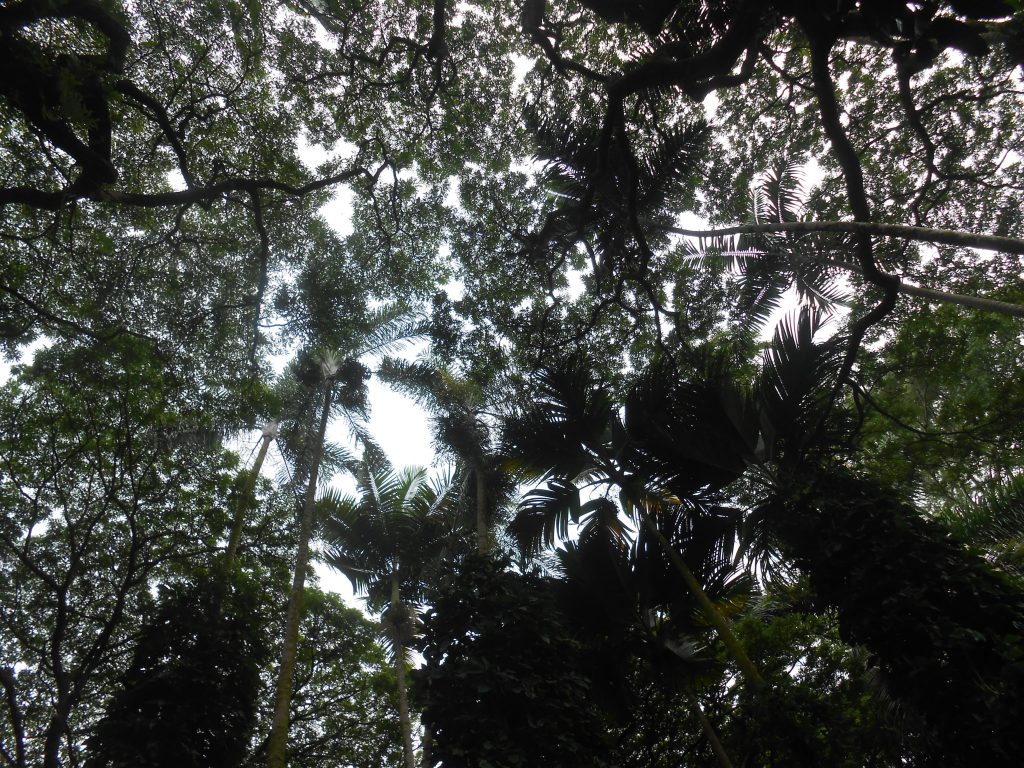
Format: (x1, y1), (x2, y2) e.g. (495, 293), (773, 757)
(692, 251), (1024, 318)
(691, 694), (734, 768)
(474, 466), (488, 554)
(0, 667), (26, 768)
(637, 509), (766, 689)
(267, 385), (333, 768)
(222, 422), (276, 578)
(391, 573), (416, 768)
(420, 725), (433, 768)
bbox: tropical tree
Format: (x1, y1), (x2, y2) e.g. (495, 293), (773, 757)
(5, 1), (1024, 766)
(0, 338), (241, 768)
(250, 588), (405, 768)
(266, 303), (428, 768)
(416, 553), (617, 768)
(503, 354), (766, 690)
(222, 420), (280, 581)
(552, 527), (747, 768)
(378, 356), (523, 554)
(265, 352), (339, 768)
(703, 586), (927, 768)
(84, 573), (268, 768)
(322, 452), (458, 768)
(506, 308), (1024, 764)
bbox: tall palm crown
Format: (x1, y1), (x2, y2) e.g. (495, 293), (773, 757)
(322, 453), (458, 611)
(378, 356), (521, 553)
(321, 451), (459, 768)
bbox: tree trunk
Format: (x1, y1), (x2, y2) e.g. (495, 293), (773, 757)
(420, 724), (433, 768)
(266, 386), (333, 768)
(475, 466), (488, 555)
(222, 422), (276, 579)
(0, 667), (26, 768)
(690, 249), (1024, 318)
(826, 259), (1024, 318)
(691, 694), (734, 768)
(391, 573), (417, 768)
(637, 509), (766, 690)
(42, 709), (67, 768)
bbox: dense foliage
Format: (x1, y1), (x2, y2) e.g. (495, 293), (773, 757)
(85, 576), (268, 768)
(3, 0), (1024, 766)
(417, 555), (616, 768)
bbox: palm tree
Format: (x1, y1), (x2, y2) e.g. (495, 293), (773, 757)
(554, 523), (747, 768)
(503, 352), (768, 689)
(221, 420), (279, 581)
(266, 353), (339, 768)
(507, 307), (1024, 764)
(378, 356), (516, 555)
(266, 304), (428, 768)
(321, 452), (458, 768)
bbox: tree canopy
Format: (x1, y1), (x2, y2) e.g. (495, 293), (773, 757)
(3, 0), (1024, 766)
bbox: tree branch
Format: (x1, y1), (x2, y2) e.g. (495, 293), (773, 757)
(1, 164), (390, 211)
(248, 191), (271, 369)
(662, 221), (1024, 256)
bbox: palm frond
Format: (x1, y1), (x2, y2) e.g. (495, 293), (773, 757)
(757, 305), (843, 459)
(420, 463), (462, 518)
(939, 475), (1024, 570)
(625, 359), (757, 496)
(316, 441), (358, 484)
(754, 159), (806, 226)
(377, 356), (444, 408)
(501, 359), (610, 482)
(528, 108), (708, 263)
(577, 496), (633, 549)
(636, 120), (710, 219)
(740, 498), (799, 588)
(681, 235), (792, 334)
(510, 478), (582, 555)
(732, 248), (791, 333)
(355, 305), (430, 358)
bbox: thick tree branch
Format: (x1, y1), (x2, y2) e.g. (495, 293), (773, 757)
(115, 80), (196, 189)
(801, 21), (901, 441)
(522, 0), (609, 82)
(1, 163), (388, 211)
(696, 251), (1024, 318)
(893, 280), (1024, 317)
(824, 257), (1024, 317)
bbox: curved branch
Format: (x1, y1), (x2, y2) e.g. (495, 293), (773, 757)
(248, 191), (271, 369)
(662, 221), (1024, 256)
(693, 249), (1024, 318)
(827, 256), (1024, 317)
(894, 280), (1024, 317)
(801, 22), (900, 443)
(115, 80), (196, 189)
